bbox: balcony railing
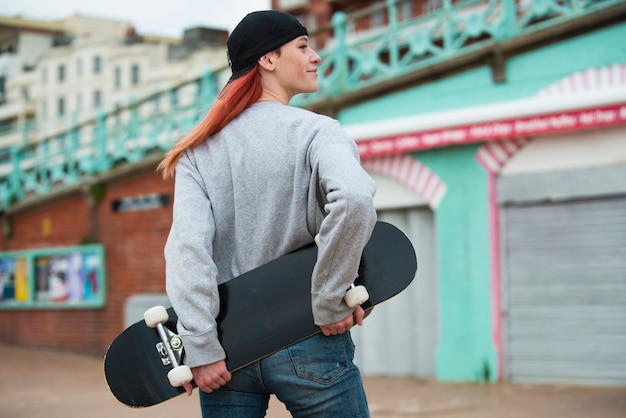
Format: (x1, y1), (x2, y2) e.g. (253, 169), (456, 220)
(293, 0), (623, 107)
(0, 0), (622, 208)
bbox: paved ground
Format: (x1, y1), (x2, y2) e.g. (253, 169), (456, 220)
(1, 344), (625, 418)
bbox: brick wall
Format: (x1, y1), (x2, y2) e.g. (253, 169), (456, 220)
(0, 164), (175, 355)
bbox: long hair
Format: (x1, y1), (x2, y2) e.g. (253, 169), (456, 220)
(158, 66), (263, 179)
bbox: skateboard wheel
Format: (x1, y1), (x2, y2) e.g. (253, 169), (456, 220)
(144, 306), (169, 328)
(314, 234), (320, 246)
(168, 365), (193, 387)
(344, 285), (369, 308)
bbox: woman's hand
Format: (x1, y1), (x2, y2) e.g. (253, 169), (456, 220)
(187, 360), (232, 394)
(320, 305), (365, 336)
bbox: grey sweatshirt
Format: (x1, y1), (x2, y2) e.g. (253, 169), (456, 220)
(164, 101), (377, 368)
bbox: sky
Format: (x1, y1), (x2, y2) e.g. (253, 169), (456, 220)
(0, 0), (272, 37)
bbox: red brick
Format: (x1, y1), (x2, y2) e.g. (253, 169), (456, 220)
(0, 164), (175, 355)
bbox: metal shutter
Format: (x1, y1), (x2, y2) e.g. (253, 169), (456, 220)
(351, 207), (438, 378)
(501, 196), (626, 385)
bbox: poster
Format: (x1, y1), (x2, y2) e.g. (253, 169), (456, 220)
(35, 252), (102, 303)
(14, 258), (28, 301)
(0, 257), (28, 303)
(0, 257), (16, 302)
(0, 245), (104, 308)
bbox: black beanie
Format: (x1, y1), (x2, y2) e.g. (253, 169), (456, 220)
(227, 10), (308, 81)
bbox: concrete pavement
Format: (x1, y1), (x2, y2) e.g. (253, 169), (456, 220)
(1, 344), (624, 418)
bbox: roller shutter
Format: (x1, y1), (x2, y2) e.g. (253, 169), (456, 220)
(501, 196), (626, 385)
(351, 207), (438, 378)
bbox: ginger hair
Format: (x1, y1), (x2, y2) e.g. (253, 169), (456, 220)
(158, 66), (264, 179)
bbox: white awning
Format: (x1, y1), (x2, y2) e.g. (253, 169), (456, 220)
(345, 87), (626, 142)
(345, 65), (626, 158)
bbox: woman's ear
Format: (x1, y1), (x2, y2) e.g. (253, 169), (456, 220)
(257, 53), (276, 72)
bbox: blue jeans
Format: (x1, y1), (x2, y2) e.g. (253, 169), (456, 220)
(199, 332), (369, 417)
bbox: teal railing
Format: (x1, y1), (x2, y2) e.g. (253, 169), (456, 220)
(0, 0), (622, 207)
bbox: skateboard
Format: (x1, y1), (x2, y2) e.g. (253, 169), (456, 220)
(104, 221), (417, 407)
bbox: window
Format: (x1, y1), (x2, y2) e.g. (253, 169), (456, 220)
(21, 87), (30, 101)
(114, 66), (121, 89)
(93, 90), (102, 108)
(114, 103), (122, 124)
(58, 97), (65, 117)
(423, 0), (443, 14)
(401, 0), (414, 21)
(153, 95), (161, 112)
(372, 11), (384, 28)
(41, 99), (47, 119)
(170, 89), (178, 107)
(131, 64), (140, 86)
(58, 64), (65, 83)
(94, 55), (102, 74)
(0, 245), (106, 309)
(346, 19), (356, 35)
(0, 76), (5, 104)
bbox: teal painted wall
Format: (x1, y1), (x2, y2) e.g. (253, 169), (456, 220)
(338, 21), (626, 124)
(339, 21), (626, 381)
(416, 145), (496, 381)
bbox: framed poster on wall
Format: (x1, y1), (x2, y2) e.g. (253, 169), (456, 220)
(0, 256), (28, 303)
(0, 244), (105, 309)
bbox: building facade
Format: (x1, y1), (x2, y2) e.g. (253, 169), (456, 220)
(0, 14), (228, 148)
(0, 0), (625, 386)
(276, 0), (626, 385)
(334, 6), (626, 385)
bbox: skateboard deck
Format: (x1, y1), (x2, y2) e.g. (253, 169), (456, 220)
(104, 221), (417, 407)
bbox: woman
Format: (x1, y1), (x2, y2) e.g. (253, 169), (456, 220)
(159, 10), (376, 417)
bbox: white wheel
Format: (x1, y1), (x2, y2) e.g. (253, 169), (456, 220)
(144, 305), (169, 328)
(314, 234), (321, 246)
(344, 285), (369, 308)
(168, 365), (193, 387)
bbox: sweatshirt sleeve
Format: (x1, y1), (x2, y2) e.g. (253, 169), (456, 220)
(309, 122), (377, 326)
(164, 151), (225, 368)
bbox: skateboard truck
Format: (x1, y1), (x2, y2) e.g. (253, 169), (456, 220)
(155, 331), (182, 366)
(144, 306), (193, 388)
(314, 234), (370, 308)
